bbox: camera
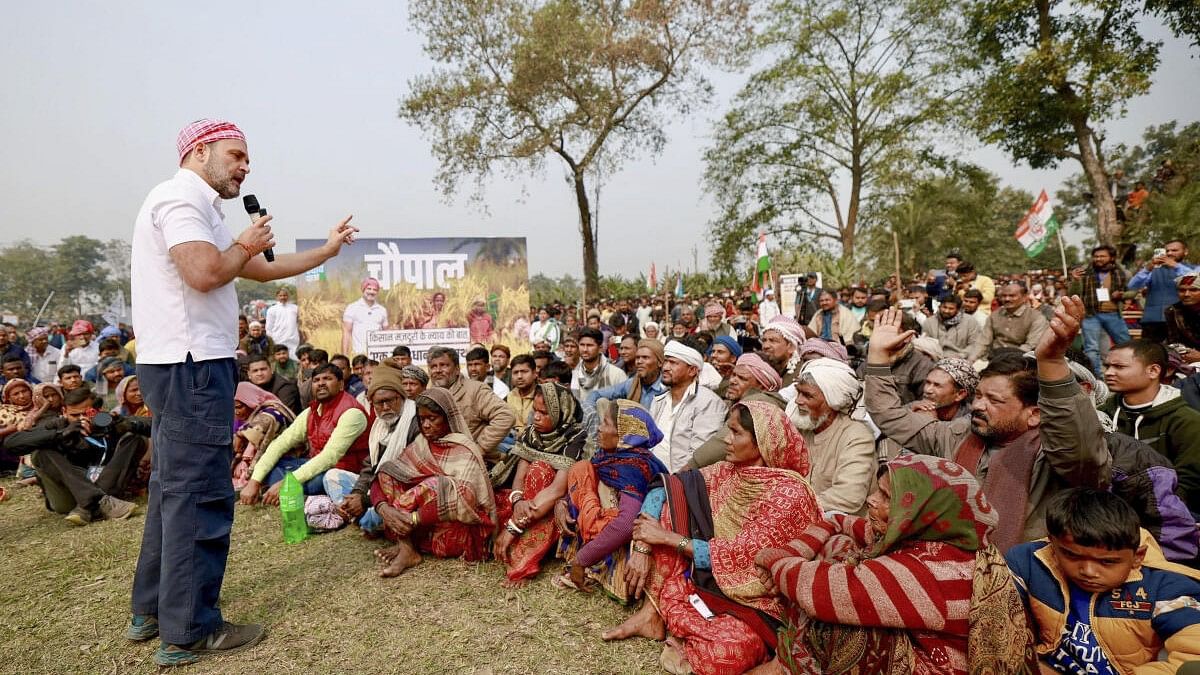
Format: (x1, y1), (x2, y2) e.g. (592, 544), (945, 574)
(89, 411), (115, 437)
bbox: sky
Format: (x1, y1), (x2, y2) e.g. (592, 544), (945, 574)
(0, 3), (1197, 280)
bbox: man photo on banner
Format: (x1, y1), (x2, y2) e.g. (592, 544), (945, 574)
(127, 119), (357, 667)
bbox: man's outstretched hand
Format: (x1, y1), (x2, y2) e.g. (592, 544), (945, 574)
(322, 215), (357, 257)
(867, 307), (916, 366)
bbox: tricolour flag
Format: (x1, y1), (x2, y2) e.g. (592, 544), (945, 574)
(674, 272), (684, 298)
(748, 232), (772, 302)
(648, 262), (657, 292)
(1015, 190), (1059, 257)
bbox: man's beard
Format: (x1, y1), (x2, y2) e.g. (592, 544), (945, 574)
(377, 410), (400, 426)
(201, 159), (240, 199)
(971, 411), (1020, 439)
(791, 409), (830, 431)
(431, 373), (457, 388)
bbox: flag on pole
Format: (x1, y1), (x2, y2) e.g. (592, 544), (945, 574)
(1015, 190), (1060, 257)
(674, 272), (684, 298)
(648, 262), (657, 292)
(748, 232), (772, 302)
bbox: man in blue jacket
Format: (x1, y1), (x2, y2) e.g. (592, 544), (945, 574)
(1128, 240), (1195, 343)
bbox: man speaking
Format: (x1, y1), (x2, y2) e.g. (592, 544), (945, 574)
(127, 119), (357, 667)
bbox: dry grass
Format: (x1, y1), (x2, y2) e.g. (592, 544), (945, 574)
(0, 485), (662, 674)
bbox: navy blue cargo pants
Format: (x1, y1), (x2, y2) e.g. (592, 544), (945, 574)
(131, 355), (236, 645)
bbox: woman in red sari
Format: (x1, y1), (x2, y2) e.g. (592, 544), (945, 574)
(492, 382), (586, 587)
(369, 387), (498, 577)
(606, 400), (822, 675)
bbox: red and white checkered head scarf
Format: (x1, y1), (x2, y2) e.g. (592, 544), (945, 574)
(176, 119), (245, 163)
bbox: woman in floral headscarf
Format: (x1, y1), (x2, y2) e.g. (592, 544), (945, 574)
(0, 379), (37, 477)
(755, 454), (1035, 674)
(492, 382), (587, 587)
(231, 381), (295, 490)
(554, 398), (668, 600)
(605, 400), (821, 675)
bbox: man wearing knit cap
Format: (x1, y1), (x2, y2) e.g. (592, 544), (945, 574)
(342, 278), (388, 355)
(128, 118), (357, 666)
(762, 315), (807, 387)
(648, 338), (727, 471)
(786, 357), (876, 515)
(330, 360), (420, 534)
(915, 357), (978, 423)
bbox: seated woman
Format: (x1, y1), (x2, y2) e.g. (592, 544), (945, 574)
(0, 379), (37, 479)
(111, 375), (149, 416)
(492, 381), (587, 587)
(231, 382), (296, 491)
(369, 387), (497, 577)
(554, 399), (668, 602)
(607, 400), (822, 675)
(755, 454), (1035, 674)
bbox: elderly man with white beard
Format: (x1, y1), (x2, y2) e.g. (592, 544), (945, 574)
(785, 357), (877, 515)
(326, 362), (426, 533)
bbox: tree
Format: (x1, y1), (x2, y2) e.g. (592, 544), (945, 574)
(1056, 120), (1200, 259)
(400, 0), (749, 300)
(704, 0), (960, 273)
(51, 236), (114, 319)
(0, 242), (56, 323)
(962, 0), (1198, 247)
(861, 166), (1075, 279)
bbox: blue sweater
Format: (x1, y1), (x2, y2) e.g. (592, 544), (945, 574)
(1128, 262), (1198, 323)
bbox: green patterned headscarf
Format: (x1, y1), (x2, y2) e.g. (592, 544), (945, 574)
(870, 454), (998, 557)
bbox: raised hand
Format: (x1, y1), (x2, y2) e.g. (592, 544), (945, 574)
(1035, 295), (1086, 381)
(866, 307), (916, 366)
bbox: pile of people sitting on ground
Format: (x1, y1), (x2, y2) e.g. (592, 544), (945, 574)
(3, 248), (1200, 673)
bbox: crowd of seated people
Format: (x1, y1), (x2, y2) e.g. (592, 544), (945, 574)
(4, 282), (1200, 673)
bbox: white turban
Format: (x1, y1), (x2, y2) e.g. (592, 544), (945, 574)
(799, 357), (862, 414)
(664, 340), (704, 369)
(764, 315), (805, 348)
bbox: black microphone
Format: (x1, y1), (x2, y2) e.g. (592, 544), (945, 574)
(242, 194), (274, 262)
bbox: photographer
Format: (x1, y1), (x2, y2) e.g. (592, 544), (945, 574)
(2, 385), (150, 526)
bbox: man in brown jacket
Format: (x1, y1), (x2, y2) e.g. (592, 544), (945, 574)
(427, 346), (515, 468)
(864, 300), (1110, 551)
(976, 282), (1048, 362)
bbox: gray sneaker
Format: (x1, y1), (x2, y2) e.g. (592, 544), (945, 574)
(98, 495), (136, 520)
(64, 507), (92, 526)
(125, 614), (159, 641)
(153, 622), (266, 667)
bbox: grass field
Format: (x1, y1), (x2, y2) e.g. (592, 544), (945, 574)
(0, 484), (663, 674)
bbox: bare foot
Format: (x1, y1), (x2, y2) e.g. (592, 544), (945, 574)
(500, 576), (530, 589)
(379, 543), (422, 578)
(602, 601), (666, 641)
(374, 544), (403, 564)
(659, 642), (691, 675)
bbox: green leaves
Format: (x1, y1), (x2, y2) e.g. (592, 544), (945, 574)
(402, 0), (750, 298)
(704, 0), (960, 274)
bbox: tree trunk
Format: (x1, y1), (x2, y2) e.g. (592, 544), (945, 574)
(572, 171), (600, 301)
(1071, 117), (1120, 246)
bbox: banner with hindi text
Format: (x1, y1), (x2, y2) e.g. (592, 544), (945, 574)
(294, 237), (530, 357)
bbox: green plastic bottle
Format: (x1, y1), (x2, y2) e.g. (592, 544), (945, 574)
(278, 472), (308, 544)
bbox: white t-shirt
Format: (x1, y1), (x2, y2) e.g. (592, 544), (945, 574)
(343, 298), (388, 354)
(131, 168), (238, 364)
(265, 301), (301, 356)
